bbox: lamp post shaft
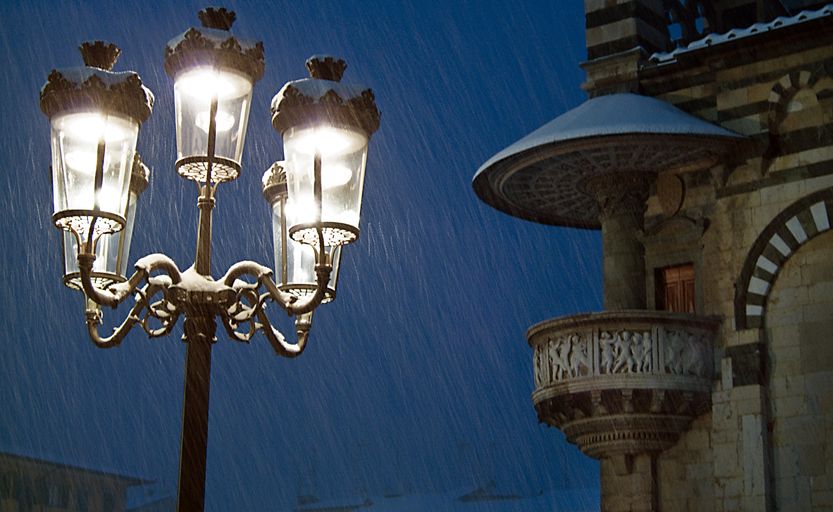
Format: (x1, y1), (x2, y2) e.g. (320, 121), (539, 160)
(177, 177), (217, 511)
(177, 316), (214, 512)
(195, 187), (215, 276)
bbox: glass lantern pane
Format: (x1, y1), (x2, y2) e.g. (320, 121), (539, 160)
(329, 245), (343, 293)
(283, 125), (368, 235)
(271, 199), (341, 301)
(50, 112), (138, 218)
(117, 190), (139, 277)
(61, 189), (139, 289)
(174, 67), (253, 165)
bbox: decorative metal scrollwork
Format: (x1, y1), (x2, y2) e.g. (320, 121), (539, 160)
(82, 253), (329, 357)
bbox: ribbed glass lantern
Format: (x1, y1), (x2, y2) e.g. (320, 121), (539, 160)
(263, 162), (341, 302)
(62, 153), (149, 290)
(271, 56), (380, 249)
(164, 7), (264, 183)
(40, 41), (153, 247)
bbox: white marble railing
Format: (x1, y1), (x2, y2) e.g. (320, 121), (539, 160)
(528, 310), (719, 392)
(527, 310), (721, 458)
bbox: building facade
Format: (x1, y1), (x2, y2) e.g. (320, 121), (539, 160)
(0, 452), (149, 512)
(474, 1), (833, 511)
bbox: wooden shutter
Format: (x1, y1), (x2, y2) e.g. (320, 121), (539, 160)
(656, 263), (695, 313)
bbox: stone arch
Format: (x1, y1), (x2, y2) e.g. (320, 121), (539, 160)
(763, 65), (833, 169)
(734, 187), (833, 329)
(766, 70), (817, 128)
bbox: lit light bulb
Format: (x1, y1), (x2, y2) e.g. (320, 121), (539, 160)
(284, 198), (317, 225)
(175, 68), (251, 101)
(323, 165), (353, 189)
(290, 126), (366, 157)
(195, 110), (236, 134)
(61, 113), (130, 143)
(95, 184), (122, 212)
(285, 198), (358, 227)
(64, 151), (111, 175)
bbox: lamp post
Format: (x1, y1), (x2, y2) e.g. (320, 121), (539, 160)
(39, 8), (380, 512)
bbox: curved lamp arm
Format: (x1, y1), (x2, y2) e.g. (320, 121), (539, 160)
(79, 252), (182, 308)
(85, 298), (142, 348)
(220, 284), (263, 343)
(256, 308), (313, 358)
(84, 280), (181, 348)
(221, 260), (333, 316)
(220, 288), (312, 358)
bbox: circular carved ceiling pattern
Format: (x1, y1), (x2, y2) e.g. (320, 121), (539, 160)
(491, 137), (722, 229)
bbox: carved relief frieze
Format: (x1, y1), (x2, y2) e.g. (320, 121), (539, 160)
(663, 329), (709, 377)
(600, 330), (653, 375)
(531, 318), (712, 390)
(527, 311), (719, 459)
(533, 332), (593, 384)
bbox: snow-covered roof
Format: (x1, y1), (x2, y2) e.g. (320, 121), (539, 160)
(163, 21), (265, 83)
(475, 93), (741, 179)
(270, 60), (380, 136)
(472, 93), (742, 228)
(40, 65), (155, 122)
(0, 449), (151, 484)
(650, 3), (833, 64)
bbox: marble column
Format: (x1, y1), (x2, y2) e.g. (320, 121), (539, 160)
(586, 173), (654, 311)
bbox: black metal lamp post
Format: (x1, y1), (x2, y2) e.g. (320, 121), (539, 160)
(39, 7), (380, 512)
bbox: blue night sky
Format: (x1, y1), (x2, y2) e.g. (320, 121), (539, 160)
(0, 1), (603, 509)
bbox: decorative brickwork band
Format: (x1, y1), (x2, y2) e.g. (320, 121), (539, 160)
(735, 187), (833, 329)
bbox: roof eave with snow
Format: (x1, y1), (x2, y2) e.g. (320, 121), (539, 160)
(472, 94), (745, 228)
(649, 3), (833, 65)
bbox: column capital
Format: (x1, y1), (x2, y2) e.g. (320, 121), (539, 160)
(585, 172), (654, 220)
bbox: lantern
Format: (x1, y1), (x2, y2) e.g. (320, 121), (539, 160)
(40, 41), (153, 250)
(164, 7), (264, 183)
(271, 56), (380, 249)
(62, 153), (149, 290)
(263, 162), (342, 302)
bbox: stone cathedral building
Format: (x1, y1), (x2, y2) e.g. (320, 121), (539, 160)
(474, 1), (833, 511)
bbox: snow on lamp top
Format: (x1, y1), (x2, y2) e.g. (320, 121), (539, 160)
(40, 41), (154, 123)
(164, 7), (265, 84)
(270, 56), (380, 137)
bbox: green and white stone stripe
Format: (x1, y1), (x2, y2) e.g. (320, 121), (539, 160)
(736, 188), (833, 329)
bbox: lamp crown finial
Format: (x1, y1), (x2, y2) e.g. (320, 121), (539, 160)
(198, 7), (236, 30)
(79, 41), (120, 71)
(306, 56), (347, 82)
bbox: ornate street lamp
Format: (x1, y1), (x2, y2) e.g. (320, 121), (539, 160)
(262, 161), (343, 304)
(41, 40), (153, 278)
(39, 8), (379, 512)
(61, 153), (149, 291)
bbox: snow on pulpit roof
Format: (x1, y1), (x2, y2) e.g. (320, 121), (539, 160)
(474, 93), (742, 180)
(472, 93), (744, 229)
